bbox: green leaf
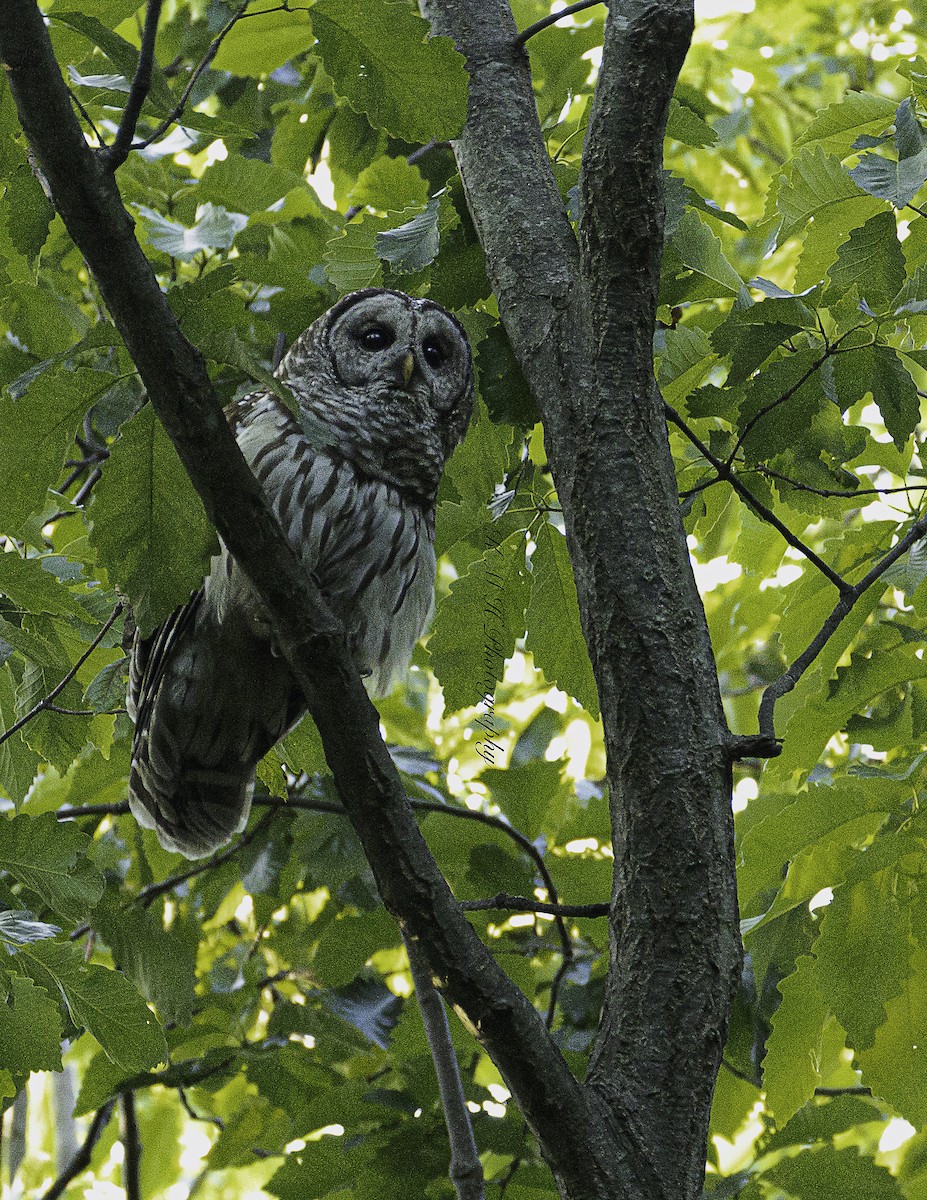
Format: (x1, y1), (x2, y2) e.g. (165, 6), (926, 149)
(826, 211), (906, 313)
(0, 812), (104, 921)
(429, 533), (529, 714)
(0, 368), (105, 536)
(443, 397), (511, 510)
(525, 523), (599, 718)
(18, 939), (167, 1072)
(324, 215), (386, 292)
(851, 149), (927, 208)
(738, 779), (901, 912)
(211, 6), (314, 75)
(766, 1145), (902, 1200)
(736, 349), (826, 464)
(665, 98), (717, 148)
(858, 942), (927, 1127)
(50, 12), (175, 109)
(474, 324), (538, 428)
(197, 157), (312, 215)
(312, 908), (397, 988)
(768, 647), (927, 785)
(671, 210), (745, 296)
(88, 404), (219, 635)
(136, 203), (248, 261)
(658, 324), (716, 405)
(762, 954), (829, 1125)
(93, 893), (197, 1027)
(867, 346), (920, 449)
(794, 91), (897, 155)
(776, 146), (871, 242)
(0, 552), (96, 622)
(5, 164), (54, 263)
(0, 974), (63, 1076)
(312, 0), (469, 142)
(350, 154), (428, 212)
(813, 869), (909, 1053)
(374, 198), (443, 274)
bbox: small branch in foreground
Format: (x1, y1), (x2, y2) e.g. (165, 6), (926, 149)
(134, 808), (277, 907)
(460, 893), (608, 918)
(102, 0), (163, 167)
(757, 511), (927, 741)
(516, 0), (603, 45)
(665, 403), (850, 594)
(40, 1101), (115, 1200)
(0, 603), (124, 749)
(405, 932), (485, 1200)
(120, 1093), (142, 1200)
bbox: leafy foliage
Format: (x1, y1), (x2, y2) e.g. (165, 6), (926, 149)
(3, 0), (927, 1196)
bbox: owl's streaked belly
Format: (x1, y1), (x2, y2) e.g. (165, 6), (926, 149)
(206, 395), (435, 696)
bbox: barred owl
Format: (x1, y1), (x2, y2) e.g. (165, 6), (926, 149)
(127, 289), (473, 859)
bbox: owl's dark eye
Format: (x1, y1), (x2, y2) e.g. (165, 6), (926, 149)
(422, 336), (446, 368)
(359, 325), (394, 350)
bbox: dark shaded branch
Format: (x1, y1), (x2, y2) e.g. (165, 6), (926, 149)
(758, 511), (927, 740)
(0, 603), (124, 749)
(40, 1102), (115, 1200)
(102, 0), (163, 167)
(460, 893), (608, 917)
(405, 933), (485, 1200)
(517, 1), (604, 45)
(665, 404), (849, 594)
(120, 1093), (141, 1200)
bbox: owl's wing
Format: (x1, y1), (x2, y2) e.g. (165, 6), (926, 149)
(128, 584), (300, 859)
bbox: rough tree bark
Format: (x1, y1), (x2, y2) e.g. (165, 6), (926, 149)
(421, 1), (743, 1192)
(0, 2), (741, 1196)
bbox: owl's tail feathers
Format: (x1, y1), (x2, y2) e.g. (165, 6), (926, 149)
(128, 747), (254, 860)
(128, 594), (297, 860)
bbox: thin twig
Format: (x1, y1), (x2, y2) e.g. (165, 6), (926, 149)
(134, 808), (277, 907)
(758, 511), (927, 740)
(460, 893), (608, 917)
(516, 0), (603, 45)
(131, 0), (249, 150)
(39, 1102), (115, 1200)
(67, 89), (104, 144)
(129, 2), (311, 154)
(178, 1089), (224, 1129)
(0, 603), (124, 749)
(103, 0), (164, 167)
(724, 333), (858, 468)
(665, 404), (850, 594)
(120, 1094), (142, 1200)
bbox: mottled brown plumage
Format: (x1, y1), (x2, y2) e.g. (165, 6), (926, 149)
(128, 289), (473, 858)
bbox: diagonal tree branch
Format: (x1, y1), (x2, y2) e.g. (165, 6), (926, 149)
(0, 0), (588, 1185)
(665, 402), (850, 593)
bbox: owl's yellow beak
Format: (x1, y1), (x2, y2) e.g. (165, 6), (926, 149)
(402, 352), (415, 385)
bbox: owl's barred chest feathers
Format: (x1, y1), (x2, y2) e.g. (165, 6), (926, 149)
(128, 289), (473, 859)
(221, 392), (437, 696)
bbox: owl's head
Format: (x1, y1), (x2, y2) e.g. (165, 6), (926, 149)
(280, 289), (474, 501)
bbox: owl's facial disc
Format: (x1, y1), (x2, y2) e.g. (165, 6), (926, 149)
(331, 293), (470, 414)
